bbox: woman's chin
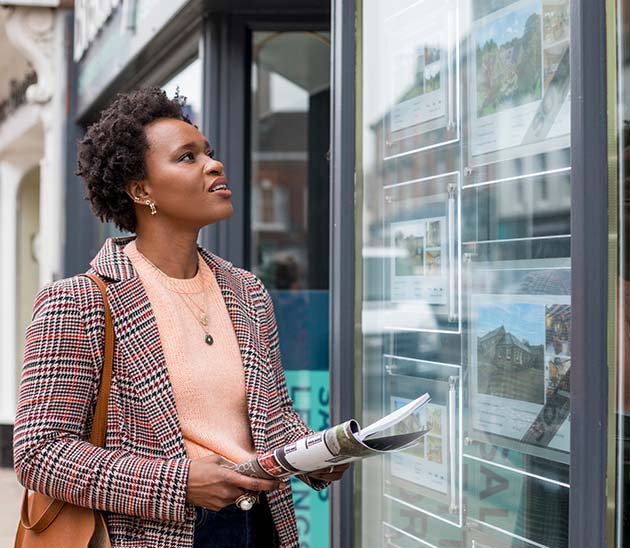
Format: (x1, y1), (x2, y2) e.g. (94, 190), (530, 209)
(205, 204), (234, 225)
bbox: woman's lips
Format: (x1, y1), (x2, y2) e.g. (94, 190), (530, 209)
(209, 176), (228, 191)
(211, 188), (232, 198)
(208, 177), (231, 198)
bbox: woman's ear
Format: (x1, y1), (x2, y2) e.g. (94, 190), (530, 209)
(126, 181), (149, 203)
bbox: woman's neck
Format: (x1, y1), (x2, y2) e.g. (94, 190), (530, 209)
(134, 227), (200, 279)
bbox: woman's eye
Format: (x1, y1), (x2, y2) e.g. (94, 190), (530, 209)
(206, 150), (215, 159)
(178, 152), (194, 162)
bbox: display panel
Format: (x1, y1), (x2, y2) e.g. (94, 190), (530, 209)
(383, 173), (460, 332)
(384, 0), (460, 158)
(383, 355), (463, 527)
(467, 282), (570, 458)
(358, 0), (572, 546)
(464, 0), (571, 184)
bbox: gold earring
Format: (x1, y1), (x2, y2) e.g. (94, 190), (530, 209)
(145, 200), (157, 215)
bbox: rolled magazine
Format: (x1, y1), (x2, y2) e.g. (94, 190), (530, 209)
(233, 393), (431, 479)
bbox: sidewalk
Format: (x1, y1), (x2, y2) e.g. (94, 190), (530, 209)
(0, 468), (21, 547)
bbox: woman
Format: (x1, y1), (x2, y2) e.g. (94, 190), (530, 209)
(13, 87), (347, 548)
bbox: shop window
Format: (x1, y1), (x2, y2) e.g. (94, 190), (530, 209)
(357, 1), (571, 546)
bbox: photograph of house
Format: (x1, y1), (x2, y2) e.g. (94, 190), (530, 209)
(476, 303), (545, 404)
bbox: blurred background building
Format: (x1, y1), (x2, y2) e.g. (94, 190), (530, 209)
(0, 0), (69, 470)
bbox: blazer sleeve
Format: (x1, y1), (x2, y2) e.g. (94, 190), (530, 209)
(13, 281), (191, 522)
(257, 279), (329, 491)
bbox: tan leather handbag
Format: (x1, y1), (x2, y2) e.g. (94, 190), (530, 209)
(15, 273), (114, 548)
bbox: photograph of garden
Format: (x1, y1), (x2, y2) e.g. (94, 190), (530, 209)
(475, 1), (543, 117)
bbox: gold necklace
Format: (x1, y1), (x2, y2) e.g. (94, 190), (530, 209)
(136, 249), (215, 346)
(176, 292), (215, 346)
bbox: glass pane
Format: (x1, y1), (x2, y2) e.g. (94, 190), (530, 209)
(358, 0), (571, 546)
(250, 30), (331, 548)
(616, 0), (630, 545)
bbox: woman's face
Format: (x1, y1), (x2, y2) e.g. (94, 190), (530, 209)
(133, 117), (233, 230)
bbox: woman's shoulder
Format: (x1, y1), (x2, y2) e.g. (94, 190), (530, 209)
(32, 273), (104, 316)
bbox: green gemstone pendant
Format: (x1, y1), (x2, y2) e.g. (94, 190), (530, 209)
(205, 334), (214, 346)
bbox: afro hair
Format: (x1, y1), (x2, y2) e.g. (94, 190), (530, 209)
(77, 87), (193, 233)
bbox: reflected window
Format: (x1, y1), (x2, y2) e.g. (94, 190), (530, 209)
(162, 57), (202, 127)
(250, 31), (330, 291)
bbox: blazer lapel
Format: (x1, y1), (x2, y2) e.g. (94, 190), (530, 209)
(210, 265), (269, 453)
(107, 277), (186, 459)
(91, 237), (270, 457)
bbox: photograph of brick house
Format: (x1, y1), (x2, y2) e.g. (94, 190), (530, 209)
(479, 326), (540, 369)
(476, 303), (545, 404)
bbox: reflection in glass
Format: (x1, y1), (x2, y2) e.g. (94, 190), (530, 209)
(162, 58), (202, 127)
(250, 32), (330, 292)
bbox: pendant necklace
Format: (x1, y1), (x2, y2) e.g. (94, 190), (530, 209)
(178, 292), (215, 346)
(137, 249), (215, 345)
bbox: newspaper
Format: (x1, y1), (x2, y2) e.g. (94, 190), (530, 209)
(233, 393), (431, 479)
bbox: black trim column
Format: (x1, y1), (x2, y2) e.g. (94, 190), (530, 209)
(569, 0), (609, 545)
(330, 1), (356, 547)
(201, 14), (249, 267)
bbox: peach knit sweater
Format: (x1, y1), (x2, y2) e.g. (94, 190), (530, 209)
(124, 241), (255, 464)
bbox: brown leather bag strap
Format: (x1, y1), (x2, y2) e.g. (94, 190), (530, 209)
(81, 273), (114, 448)
(19, 273), (114, 534)
(20, 490), (65, 533)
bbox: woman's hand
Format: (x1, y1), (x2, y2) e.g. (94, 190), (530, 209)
(186, 454), (287, 511)
(306, 463), (350, 482)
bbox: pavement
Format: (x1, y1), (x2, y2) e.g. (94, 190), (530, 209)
(0, 467), (21, 547)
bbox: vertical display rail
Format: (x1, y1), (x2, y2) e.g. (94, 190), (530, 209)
(447, 183), (457, 323)
(446, 8), (455, 131)
(448, 375), (457, 513)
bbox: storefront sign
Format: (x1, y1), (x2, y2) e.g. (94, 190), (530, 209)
(75, 0), (189, 117)
(285, 370), (330, 548)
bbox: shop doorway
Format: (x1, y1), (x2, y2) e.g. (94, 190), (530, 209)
(249, 29), (331, 547)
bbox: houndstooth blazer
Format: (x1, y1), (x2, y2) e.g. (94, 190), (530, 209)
(13, 236), (324, 548)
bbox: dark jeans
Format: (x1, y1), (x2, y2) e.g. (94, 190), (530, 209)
(193, 496), (279, 548)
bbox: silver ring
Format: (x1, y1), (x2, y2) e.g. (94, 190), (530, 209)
(235, 493), (257, 511)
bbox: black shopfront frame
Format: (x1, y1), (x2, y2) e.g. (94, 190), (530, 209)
(329, 0), (613, 547)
